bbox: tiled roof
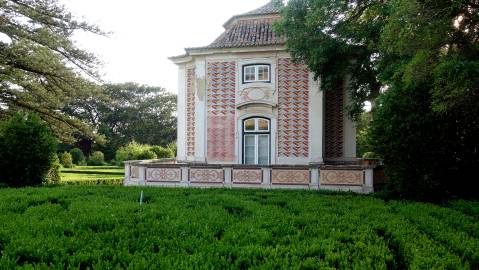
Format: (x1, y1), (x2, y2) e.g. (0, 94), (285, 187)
(186, 1), (285, 51)
(231, 1), (281, 20)
(205, 18), (285, 49)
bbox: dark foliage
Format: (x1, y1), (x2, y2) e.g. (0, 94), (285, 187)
(0, 112), (57, 187)
(69, 148), (86, 165)
(277, 0), (479, 200)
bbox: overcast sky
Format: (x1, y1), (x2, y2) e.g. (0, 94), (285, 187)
(61, 0), (271, 93)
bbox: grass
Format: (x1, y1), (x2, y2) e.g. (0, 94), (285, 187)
(0, 186), (477, 269)
(60, 166), (124, 185)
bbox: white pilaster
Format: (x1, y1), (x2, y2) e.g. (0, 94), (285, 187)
(310, 168), (319, 190)
(176, 66), (187, 161)
(262, 167), (271, 188)
(139, 167), (146, 186)
(343, 78), (357, 159)
(309, 72), (323, 163)
(194, 59), (207, 162)
(224, 167), (232, 188)
(364, 168), (374, 193)
(180, 166), (189, 184)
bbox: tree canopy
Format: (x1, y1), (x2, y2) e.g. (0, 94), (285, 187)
(64, 82), (177, 160)
(275, 0), (478, 118)
(0, 0), (105, 142)
(276, 0), (478, 199)
(274, 0), (385, 119)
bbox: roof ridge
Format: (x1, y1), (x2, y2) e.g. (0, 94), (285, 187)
(177, 1), (286, 55)
(223, 1), (282, 28)
(241, 1), (281, 17)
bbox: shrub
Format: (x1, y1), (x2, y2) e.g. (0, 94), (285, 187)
(59, 152), (74, 168)
(167, 142), (177, 156)
(88, 151), (105, 166)
(151, 146), (174, 159)
(114, 142), (176, 165)
(70, 148), (86, 165)
(137, 149), (157, 160)
(45, 155), (61, 184)
(362, 152), (378, 159)
(0, 112), (57, 187)
(115, 141), (150, 164)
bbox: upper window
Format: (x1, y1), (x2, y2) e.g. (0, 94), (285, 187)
(244, 118), (270, 132)
(243, 64), (270, 83)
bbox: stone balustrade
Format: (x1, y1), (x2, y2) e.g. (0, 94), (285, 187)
(124, 161), (376, 194)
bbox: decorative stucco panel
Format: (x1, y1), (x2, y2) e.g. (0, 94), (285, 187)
(271, 169), (310, 185)
(207, 61), (236, 162)
(130, 166), (140, 179)
(190, 168), (224, 183)
(277, 58), (310, 158)
(186, 68), (196, 157)
(320, 170), (363, 186)
(232, 169), (262, 184)
(146, 168), (181, 182)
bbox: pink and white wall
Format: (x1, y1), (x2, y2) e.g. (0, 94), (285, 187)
(173, 49), (357, 166)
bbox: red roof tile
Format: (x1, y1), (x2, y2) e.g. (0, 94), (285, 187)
(186, 1), (285, 51)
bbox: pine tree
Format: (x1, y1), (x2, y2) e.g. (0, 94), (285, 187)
(0, 0), (105, 143)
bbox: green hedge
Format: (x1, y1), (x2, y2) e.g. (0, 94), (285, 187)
(61, 178), (123, 185)
(0, 187), (476, 269)
(0, 112), (57, 187)
(115, 141), (175, 165)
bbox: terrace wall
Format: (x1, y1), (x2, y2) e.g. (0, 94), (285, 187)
(124, 162), (375, 193)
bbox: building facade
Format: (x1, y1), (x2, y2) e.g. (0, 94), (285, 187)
(124, 1), (377, 193)
(170, 1), (356, 166)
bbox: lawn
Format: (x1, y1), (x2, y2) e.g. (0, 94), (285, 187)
(0, 186), (477, 269)
(60, 166), (124, 185)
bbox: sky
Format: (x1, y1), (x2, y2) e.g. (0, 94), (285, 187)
(61, 0), (272, 94)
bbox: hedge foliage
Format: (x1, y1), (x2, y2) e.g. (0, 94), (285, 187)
(69, 148), (86, 166)
(45, 155), (61, 185)
(87, 151), (105, 166)
(61, 178), (123, 185)
(59, 152), (74, 168)
(0, 187), (477, 269)
(0, 112), (57, 187)
(115, 141), (175, 165)
(59, 166), (124, 186)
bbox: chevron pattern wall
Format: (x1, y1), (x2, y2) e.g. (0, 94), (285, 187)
(186, 68), (196, 157)
(277, 58), (310, 158)
(206, 61), (236, 161)
(324, 81), (344, 158)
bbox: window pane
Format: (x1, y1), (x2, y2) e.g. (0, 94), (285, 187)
(244, 66), (256, 82)
(258, 119), (269, 131)
(257, 66), (269, 81)
(244, 119), (255, 131)
(258, 135), (269, 165)
(244, 135), (256, 164)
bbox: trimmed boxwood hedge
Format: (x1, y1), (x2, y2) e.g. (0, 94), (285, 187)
(0, 187), (477, 269)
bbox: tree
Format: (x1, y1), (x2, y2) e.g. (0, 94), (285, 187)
(277, 0), (478, 200)
(274, 0), (385, 119)
(0, 0), (105, 143)
(0, 111), (57, 187)
(370, 0), (478, 200)
(356, 111), (373, 157)
(64, 83), (177, 160)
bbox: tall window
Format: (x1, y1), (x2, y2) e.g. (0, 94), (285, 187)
(243, 117), (270, 165)
(243, 64), (270, 83)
